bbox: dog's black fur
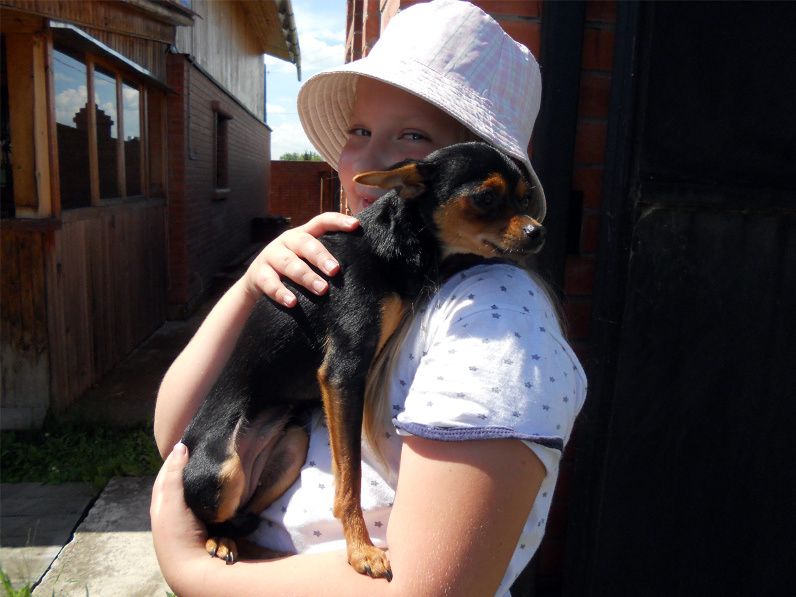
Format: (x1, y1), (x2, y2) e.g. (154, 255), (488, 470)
(180, 142), (546, 581)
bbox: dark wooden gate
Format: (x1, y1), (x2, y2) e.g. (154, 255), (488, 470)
(567, 3), (796, 594)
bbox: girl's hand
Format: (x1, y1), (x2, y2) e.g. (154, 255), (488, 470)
(243, 213), (359, 307)
(150, 443), (209, 587)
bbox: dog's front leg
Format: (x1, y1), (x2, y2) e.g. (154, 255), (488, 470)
(317, 354), (393, 582)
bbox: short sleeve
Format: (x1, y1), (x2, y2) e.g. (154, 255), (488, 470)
(392, 264), (586, 472)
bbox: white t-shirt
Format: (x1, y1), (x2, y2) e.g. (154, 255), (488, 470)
(250, 263), (587, 595)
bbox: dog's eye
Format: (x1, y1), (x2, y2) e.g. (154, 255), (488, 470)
(517, 194), (530, 212)
(472, 191), (496, 210)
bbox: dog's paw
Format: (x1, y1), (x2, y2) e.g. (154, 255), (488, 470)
(349, 544), (393, 582)
(206, 537), (238, 565)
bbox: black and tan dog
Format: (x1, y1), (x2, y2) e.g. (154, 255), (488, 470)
(180, 141), (546, 581)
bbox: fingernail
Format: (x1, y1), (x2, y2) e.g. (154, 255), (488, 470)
(345, 216), (359, 226)
(283, 293), (296, 307)
(323, 260), (337, 274)
(312, 279), (327, 294)
(173, 442), (187, 457)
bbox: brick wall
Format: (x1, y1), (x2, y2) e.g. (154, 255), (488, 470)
(166, 54), (271, 317)
(269, 160), (339, 227)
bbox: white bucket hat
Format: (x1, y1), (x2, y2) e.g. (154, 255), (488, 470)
(297, 0), (546, 221)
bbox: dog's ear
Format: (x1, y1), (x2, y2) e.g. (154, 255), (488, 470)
(354, 164), (429, 199)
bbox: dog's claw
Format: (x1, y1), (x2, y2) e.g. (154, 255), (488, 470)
(206, 537), (238, 565)
(348, 544), (392, 581)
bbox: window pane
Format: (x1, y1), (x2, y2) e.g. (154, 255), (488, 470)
(53, 46), (91, 208)
(95, 65), (118, 199)
(122, 80), (141, 196)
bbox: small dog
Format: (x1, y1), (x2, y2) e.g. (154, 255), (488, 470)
(180, 142), (546, 581)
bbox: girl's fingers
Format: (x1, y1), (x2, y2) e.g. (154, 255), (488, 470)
(248, 213), (359, 305)
(298, 212), (359, 238)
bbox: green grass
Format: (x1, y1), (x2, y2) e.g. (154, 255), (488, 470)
(0, 416), (162, 490)
(0, 570), (32, 597)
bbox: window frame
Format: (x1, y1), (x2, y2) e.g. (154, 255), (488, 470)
(51, 36), (151, 210)
(212, 100), (233, 201)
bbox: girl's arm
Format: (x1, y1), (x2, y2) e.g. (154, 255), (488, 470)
(151, 435), (545, 597)
(153, 213), (359, 457)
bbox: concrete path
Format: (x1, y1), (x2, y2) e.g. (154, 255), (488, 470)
(33, 477), (169, 597)
(1, 478), (170, 596)
(0, 482), (97, 591)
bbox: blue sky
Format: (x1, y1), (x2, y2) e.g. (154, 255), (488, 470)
(265, 0), (346, 159)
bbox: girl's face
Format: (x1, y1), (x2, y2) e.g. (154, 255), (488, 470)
(338, 77), (468, 215)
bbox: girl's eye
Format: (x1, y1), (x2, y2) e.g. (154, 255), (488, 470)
(348, 127), (370, 137)
(400, 131), (429, 141)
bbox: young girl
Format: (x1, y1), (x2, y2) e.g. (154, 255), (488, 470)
(150, 2), (586, 595)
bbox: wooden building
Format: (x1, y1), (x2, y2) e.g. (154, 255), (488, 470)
(1, 0), (300, 428)
(348, 1), (796, 595)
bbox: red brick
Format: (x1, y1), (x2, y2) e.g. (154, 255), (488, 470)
(581, 212), (601, 253)
(480, 0), (543, 19)
(572, 166), (603, 209)
(498, 20), (541, 57)
(582, 28), (615, 72)
(585, 0), (618, 24)
(564, 256), (596, 296)
(562, 299), (591, 340)
(574, 120), (607, 164)
(578, 73), (611, 119)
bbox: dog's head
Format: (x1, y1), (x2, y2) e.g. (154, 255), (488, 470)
(354, 142), (546, 262)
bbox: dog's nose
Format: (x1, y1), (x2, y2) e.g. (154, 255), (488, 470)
(523, 223), (546, 243)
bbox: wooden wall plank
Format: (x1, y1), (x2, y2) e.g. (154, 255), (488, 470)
(45, 230), (69, 410)
(5, 34), (37, 211)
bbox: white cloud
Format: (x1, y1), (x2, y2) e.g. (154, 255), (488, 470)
(270, 121), (315, 159)
(55, 85), (88, 127)
(265, 0), (346, 160)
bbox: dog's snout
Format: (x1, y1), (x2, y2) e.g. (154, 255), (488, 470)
(523, 223), (546, 243)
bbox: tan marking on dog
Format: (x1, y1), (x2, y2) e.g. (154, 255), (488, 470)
(433, 196), (509, 259)
(477, 172), (508, 196)
(215, 451), (246, 523)
(515, 178), (528, 199)
(375, 295), (408, 359)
